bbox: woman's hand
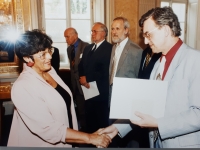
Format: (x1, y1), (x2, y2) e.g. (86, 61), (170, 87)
(97, 125), (118, 139)
(88, 133), (111, 148)
(65, 128), (111, 147)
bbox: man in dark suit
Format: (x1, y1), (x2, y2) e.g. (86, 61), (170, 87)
(138, 46), (161, 79)
(130, 46), (161, 148)
(51, 47), (60, 74)
(0, 40), (15, 62)
(64, 27), (88, 131)
(79, 22), (112, 134)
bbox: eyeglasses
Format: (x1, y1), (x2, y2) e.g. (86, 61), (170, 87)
(143, 26), (159, 40)
(91, 30), (103, 34)
(30, 48), (53, 60)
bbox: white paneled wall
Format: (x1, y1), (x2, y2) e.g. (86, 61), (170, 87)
(138, 0), (160, 48)
(197, 1), (200, 50)
(187, 0), (200, 50)
(187, 0), (198, 49)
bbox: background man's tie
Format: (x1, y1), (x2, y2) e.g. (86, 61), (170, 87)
(110, 44), (120, 85)
(71, 45), (75, 60)
(71, 45), (75, 66)
(144, 53), (151, 68)
(89, 44), (96, 56)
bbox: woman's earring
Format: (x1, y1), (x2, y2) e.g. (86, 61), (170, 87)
(26, 61), (34, 67)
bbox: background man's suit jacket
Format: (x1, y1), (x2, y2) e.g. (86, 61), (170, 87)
(109, 39), (142, 147)
(109, 38), (142, 79)
(138, 46), (161, 79)
(51, 47), (60, 74)
(67, 39), (88, 95)
(109, 38), (142, 106)
(79, 40), (112, 102)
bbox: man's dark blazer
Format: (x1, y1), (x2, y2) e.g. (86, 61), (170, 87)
(51, 47), (60, 74)
(78, 40), (112, 133)
(138, 46), (162, 79)
(67, 39), (89, 95)
(130, 46), (161, 148)
(67, 39), (88, 131)
(79, 40), (112, 102)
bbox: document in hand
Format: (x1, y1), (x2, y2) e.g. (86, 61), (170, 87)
(109, 77), (168, 121)
(81, 81), (100, 100)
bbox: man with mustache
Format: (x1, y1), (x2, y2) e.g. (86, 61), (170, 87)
(108, 17), (143, 147)
(109, 17), (142, 103)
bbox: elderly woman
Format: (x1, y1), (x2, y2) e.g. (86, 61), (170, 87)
(7, 29), (111, 147)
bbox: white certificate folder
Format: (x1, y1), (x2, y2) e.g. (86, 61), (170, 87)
(109, 77), (168, 120)
(81, 81), (99, 100)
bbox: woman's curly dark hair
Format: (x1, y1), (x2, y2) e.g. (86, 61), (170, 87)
(139, 6), (181, 37)
(15, 29), (53, 62)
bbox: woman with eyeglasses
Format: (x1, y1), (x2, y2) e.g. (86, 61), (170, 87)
(7, 29), (111, 147)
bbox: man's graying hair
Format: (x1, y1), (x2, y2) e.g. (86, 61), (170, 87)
(113, 17), (130, 36)
(93, 22), (108, 37)
(139, 6), (181, 37)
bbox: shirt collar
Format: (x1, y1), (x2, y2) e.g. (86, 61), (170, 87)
(73, 38), (80, 49)
(94, 39), (105, 49)
(117, 37), (128, 48)
(161, 38), (183, 62)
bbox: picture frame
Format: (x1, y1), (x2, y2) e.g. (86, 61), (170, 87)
(0, 0), (24, 75)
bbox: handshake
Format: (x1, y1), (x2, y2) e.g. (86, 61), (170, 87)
(89, 111), (157, 148)
(91, 125), (118, 148)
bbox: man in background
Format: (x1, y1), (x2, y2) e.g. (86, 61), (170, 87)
(108, 16), (143, 148)
(109, 16), (142, 103)
(64, 27), (88, 131)
(51, 47), (60, 74)
(136, 46), (161, 147)
(79, 22), (112, 136)
(138, 46), (161, 79)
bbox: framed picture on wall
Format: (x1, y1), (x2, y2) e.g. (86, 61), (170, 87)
(0, 0), (25, 75)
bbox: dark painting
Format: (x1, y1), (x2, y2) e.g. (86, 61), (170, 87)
(0, 40), (15, 62)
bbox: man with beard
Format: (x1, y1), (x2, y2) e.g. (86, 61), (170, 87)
(109, 17), (142, 101)
(108, 17), (143, 147)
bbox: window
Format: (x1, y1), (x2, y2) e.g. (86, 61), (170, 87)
(187, 0), (198, 49)
(161, 0), (187, 42)
(40, 0), (104, 69)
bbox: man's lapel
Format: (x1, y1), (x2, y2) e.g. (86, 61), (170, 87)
(109, 44), (117, 75)
(75, 41), (83, 61)
(116, 39), (130, 73)
(164, 43), (188, 81)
